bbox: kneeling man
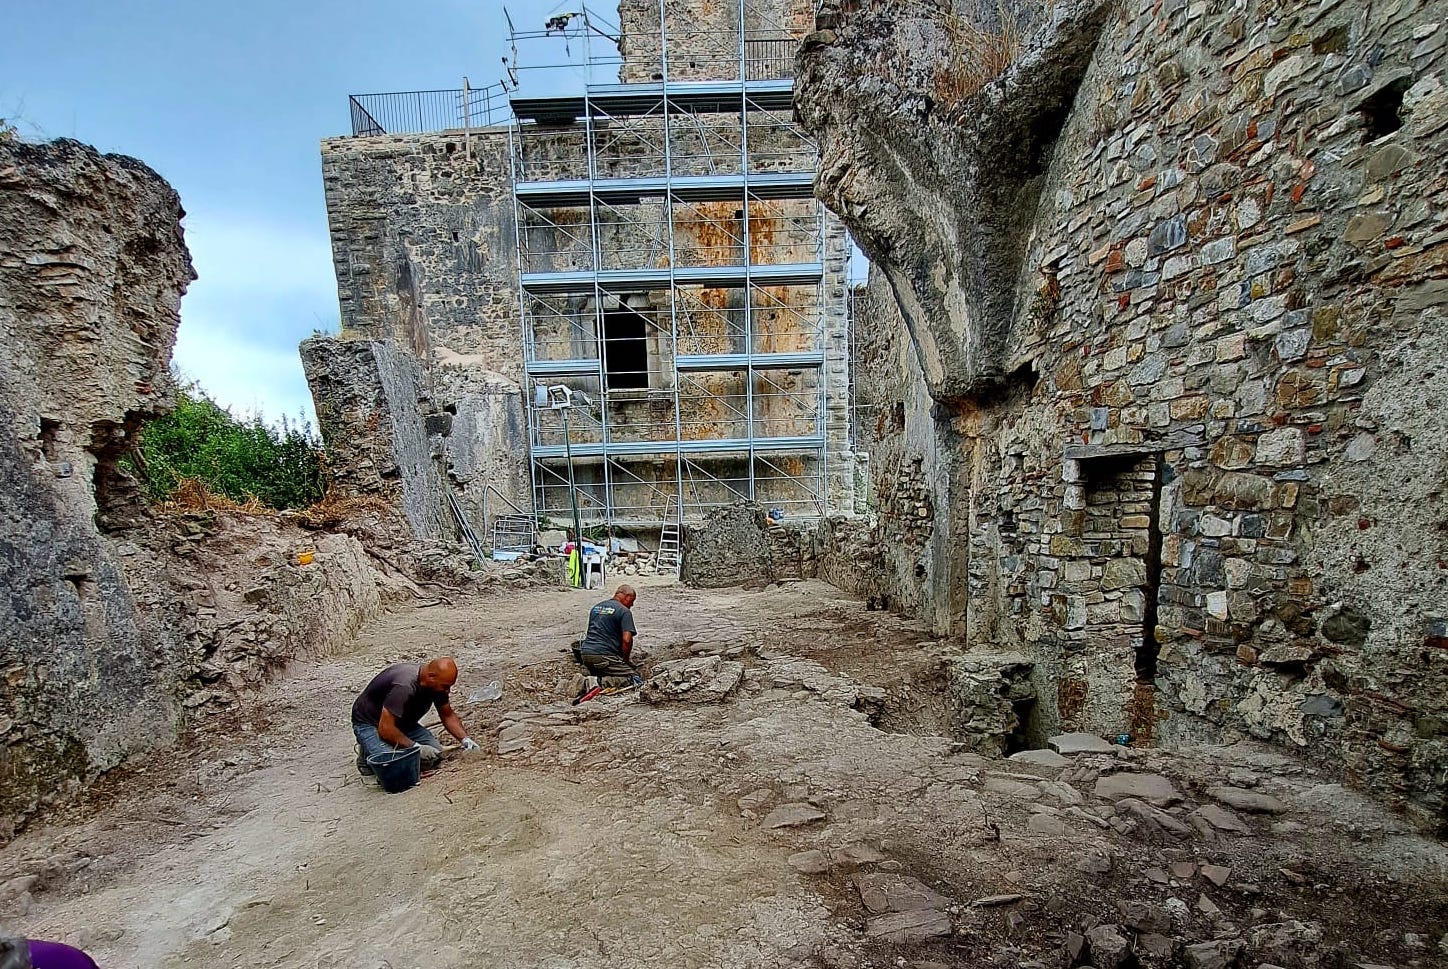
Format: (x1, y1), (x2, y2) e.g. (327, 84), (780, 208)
(352, 656), (479, 774)
(576, 584), (642, 689)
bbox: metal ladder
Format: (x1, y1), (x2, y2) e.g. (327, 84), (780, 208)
(446, 489), (488, 564)
(656, 494), (683, 577)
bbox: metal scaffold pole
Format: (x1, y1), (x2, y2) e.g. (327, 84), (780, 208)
(659, 0), (687, 525)
(507, 0), (832, 530)
(738, 0), (756, 505)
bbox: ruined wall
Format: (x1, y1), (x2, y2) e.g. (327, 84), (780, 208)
(681, 501), (816, 586)
(319, 130), (530, 534)
(801, 0), (1448, 827)
(300, 336), (457, 543)
(320, 0), (859, 530)
(813, 273), (962, 626)
(0, 139), (195, 832)
(0, 140), (385, 836)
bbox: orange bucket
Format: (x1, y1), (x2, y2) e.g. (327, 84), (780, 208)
(297, 550), (315, 566)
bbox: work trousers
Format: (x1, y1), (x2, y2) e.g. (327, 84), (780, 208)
(353, 721), (443, 768)
(578, 650), (641, 688)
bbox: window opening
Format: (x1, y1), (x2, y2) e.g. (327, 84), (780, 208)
(603, 307), (650, 390)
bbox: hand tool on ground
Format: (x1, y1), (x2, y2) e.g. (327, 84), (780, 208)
(572, 685), (604, 705)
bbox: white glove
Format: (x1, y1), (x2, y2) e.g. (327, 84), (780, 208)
(460, 737), (481, 752)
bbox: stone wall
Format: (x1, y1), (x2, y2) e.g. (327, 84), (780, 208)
(681, 501), (816, 587)
(300, 336), (456, 543)
(321, 52), (857, 528)
(0, 139), (195, 834)
(0, 140), (386, 837)
(800, 0), (1448, 827)
(318, 130), (531, 535)
(813, 274), (963, 628)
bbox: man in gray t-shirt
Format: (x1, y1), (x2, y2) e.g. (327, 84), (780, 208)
(350, 656), (481, 775)
(575, 584), (640, 688)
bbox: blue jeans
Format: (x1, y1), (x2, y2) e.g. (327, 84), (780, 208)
(353, 722), (442, 768)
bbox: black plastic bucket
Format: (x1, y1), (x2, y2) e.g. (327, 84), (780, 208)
(367, 745), (421, 793)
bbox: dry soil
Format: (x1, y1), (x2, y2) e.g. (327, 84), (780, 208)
(1, 578), (1446, 968)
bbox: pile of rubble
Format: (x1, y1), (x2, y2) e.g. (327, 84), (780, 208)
(642, 656), (745, 703)
(610, 549), (662, 577)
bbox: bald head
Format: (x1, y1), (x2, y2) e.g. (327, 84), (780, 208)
(614, 584), (637, 608)
(419, 656), (458, 690)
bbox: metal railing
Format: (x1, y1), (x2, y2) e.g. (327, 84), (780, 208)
(348, 83), (512, 137)
(743, 37), (798, 80)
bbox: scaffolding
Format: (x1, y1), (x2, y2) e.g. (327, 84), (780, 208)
(509, 1), (837, 529)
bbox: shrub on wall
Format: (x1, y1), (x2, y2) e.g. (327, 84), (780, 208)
(130, 386), (326, 511)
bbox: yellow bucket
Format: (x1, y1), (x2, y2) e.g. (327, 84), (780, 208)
(297, 550), (315, 566)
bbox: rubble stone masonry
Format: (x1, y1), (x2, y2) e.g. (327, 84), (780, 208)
(0, 140), (384, 836)
(800, 0), (1448, 827)
(318, 99), (855, 529)
(317, 130), (530, 532)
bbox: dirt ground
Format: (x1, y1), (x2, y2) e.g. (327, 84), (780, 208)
(2, 577), (1446, 968)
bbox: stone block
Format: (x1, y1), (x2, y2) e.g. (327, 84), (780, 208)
(852, 872), (950, 914)
(1183, 940), (1244, 969)
(1102, 558), (1148, 590)
(1206, 785), (1287, 814)
(1094, 772), (1184, 805)
(1255, 427), (1304, 465)
(1048, 732), (1117, 755)
(763, 802), (827, 829)
(1027, 813), (1067, 835)
(864, 908), (951, 943)
(1148, 215), (1187, 255)
(789, 850), (830, 874)
(1213, 472), (1271, 510)
(1008, 748), (1070, 769)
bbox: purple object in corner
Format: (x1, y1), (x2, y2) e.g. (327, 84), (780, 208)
(29, 941), (100, 969)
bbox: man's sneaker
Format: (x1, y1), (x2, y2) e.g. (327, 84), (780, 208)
(355, 749), (374, 776)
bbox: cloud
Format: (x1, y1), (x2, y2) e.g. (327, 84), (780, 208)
(173, 212), (338, 425)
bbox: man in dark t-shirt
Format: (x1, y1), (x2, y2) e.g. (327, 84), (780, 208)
(575, 584), (641, 690)
(351, 656), (480, 775)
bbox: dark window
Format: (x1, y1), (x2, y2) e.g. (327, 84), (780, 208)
(603, 308), (649, 389)
(39, 417), (60, 462)
(1359, 76), (1411, 142)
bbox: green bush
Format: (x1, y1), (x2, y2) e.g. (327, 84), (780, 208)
(131, 386), (325, 510)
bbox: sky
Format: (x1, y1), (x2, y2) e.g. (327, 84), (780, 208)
(2, 0), (585, 427)
(4, 2), (863, 427)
